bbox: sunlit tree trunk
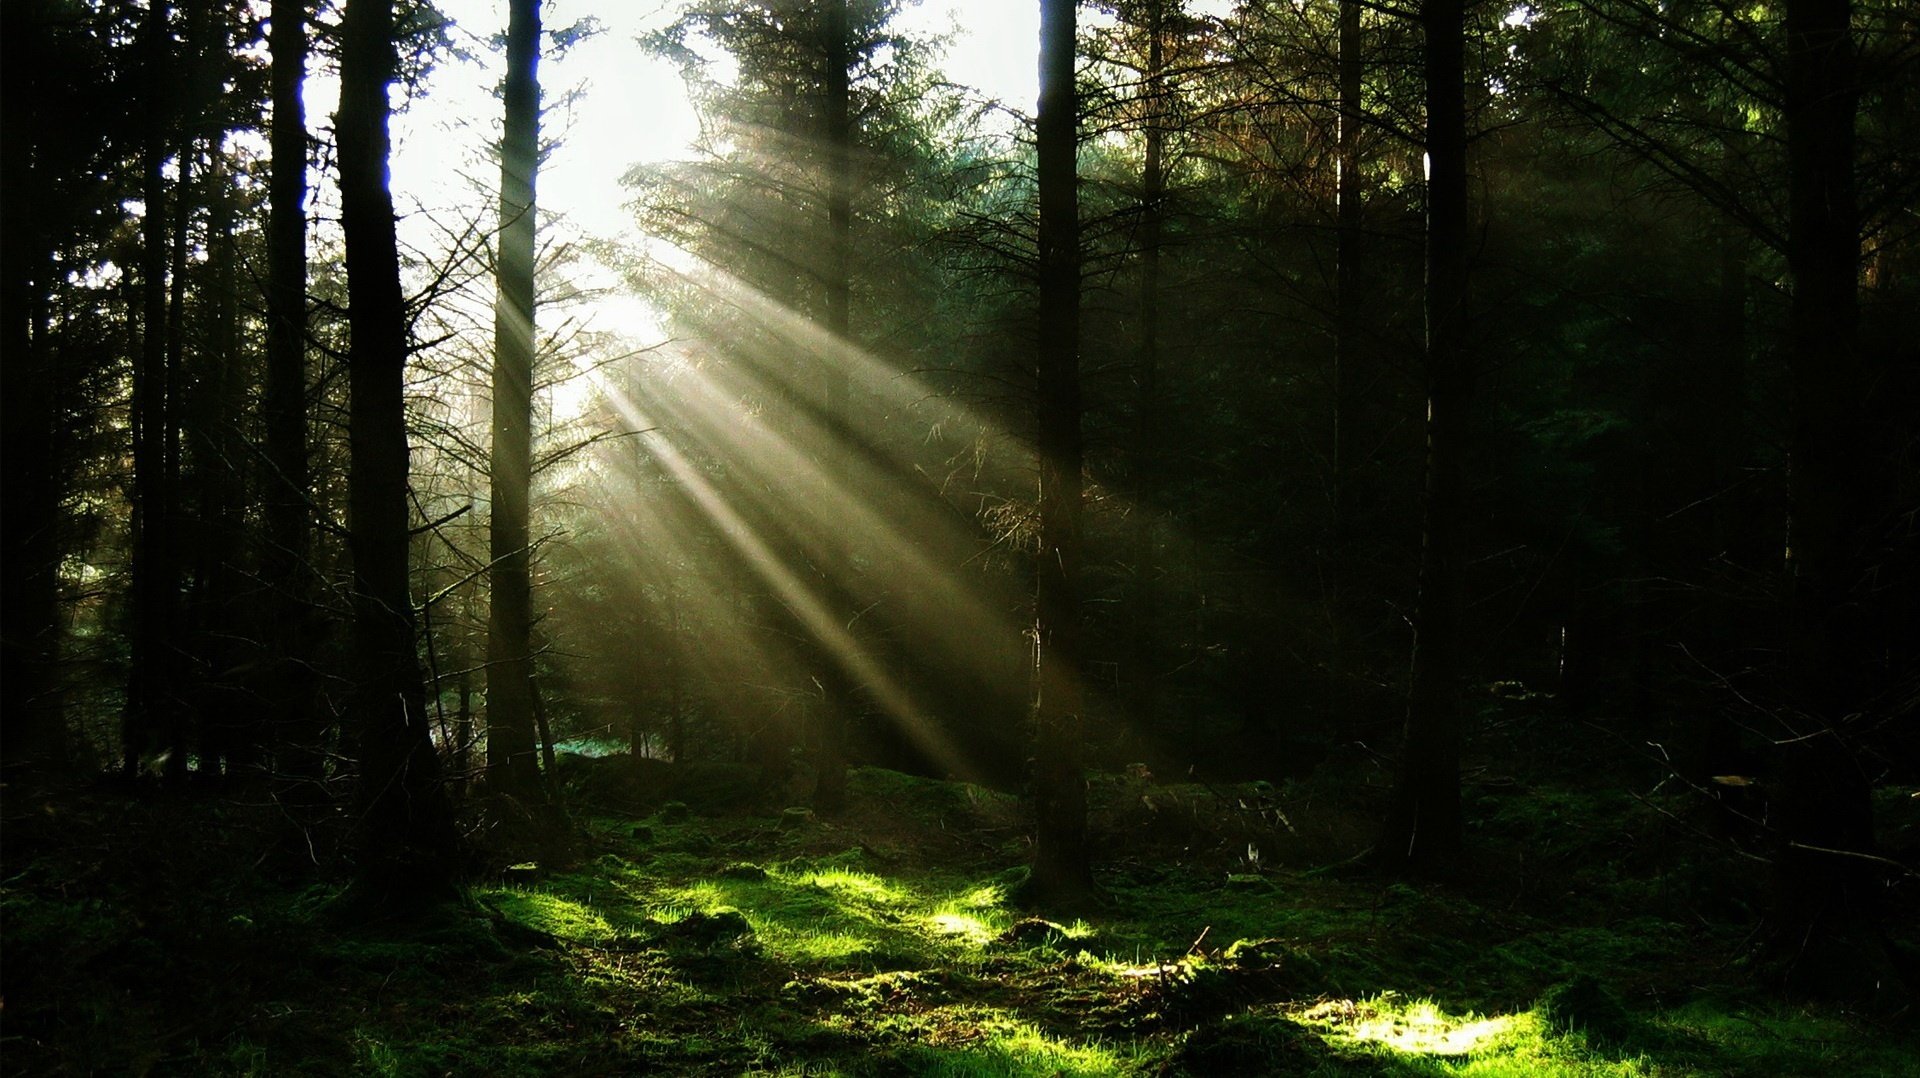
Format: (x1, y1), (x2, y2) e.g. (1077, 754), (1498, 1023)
(1378, 0), (1469, 873)
(338, 0), (459, 900)
(1774, 0), (1891, 1001)
(266, 0), (325, 813)
(812, 0), (856, 815)
(1031, 0), (1094, 908)
(487, 0), (546, 806)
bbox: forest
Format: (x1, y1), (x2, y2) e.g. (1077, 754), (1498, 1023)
(2, 0), (1917, 1073)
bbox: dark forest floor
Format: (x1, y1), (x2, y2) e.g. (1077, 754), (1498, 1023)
(5, 720), (1917, 1075)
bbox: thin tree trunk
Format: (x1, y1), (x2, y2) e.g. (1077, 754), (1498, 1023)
(1378, 0), (1469, 873)
(668, 585), (686, 763)
(162, 0), (203, 780)
(0, 8), (68, 773)
(126, 0), (178, 781)
(338, 0), (459, 901)
(1031, 0), (1093, 909)
(487, 0), (546, 805)
(266, 0), (325, 822)
(812, 0), (855, 815)
(199, 145), (254, 779)
(1127, 0), (1168, 743)
(1774, 0), (1892, 1003)
(1333, 0), (1363, 548)
(532, 672), (558, 778)
(453, 657), (474, 798)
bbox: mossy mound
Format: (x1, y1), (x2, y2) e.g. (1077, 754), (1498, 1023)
(997, 917), (1070, 947)
(654, 906), (754, 950)
(1138, 938), (1332, 1023)
(1165, 1014), (1332, 1077)
(1538, 973), (1637, 1047)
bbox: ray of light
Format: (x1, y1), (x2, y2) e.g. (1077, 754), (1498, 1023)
(599, 381), (980, 781)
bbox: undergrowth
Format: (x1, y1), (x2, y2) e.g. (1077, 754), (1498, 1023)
(2, 761), (1913, 1076)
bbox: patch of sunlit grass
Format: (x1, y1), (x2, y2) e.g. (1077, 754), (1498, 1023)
(757, 925), (888, 964)
(1290, 995), (1664, 1077)
(900, 1009), (1147, 1077)
(782, 867), (912, 906)
(953, 883), (1004, 910)
(667, 881), (729, 909)
(926, 910), (996, 944)
(1313, 995), (1519, 1055)
(481, 889), (616, 943)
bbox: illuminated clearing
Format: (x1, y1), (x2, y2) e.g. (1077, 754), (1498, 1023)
(1303, 995), (1519, 1056)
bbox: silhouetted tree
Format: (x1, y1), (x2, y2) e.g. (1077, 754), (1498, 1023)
(1031, 0), (1095, 908)
(487, 0), (547, 808)
(265, 0), (325, 812)
(336, 0), (460, 899)
(1378, 0), (1470, 872)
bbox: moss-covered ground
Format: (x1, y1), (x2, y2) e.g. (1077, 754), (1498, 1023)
(4, 751), (1915, 1075)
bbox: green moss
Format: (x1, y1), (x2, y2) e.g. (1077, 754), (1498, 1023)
(17, 766), (1920, 1078)
(1171, 1014), (1339, 1077)
(891, 1012), (1151, 1076)
(482, 888), (618, 943)
(1537, 975), (1637, 1048)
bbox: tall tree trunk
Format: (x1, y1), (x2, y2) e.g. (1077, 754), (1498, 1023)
(1774, 0), (1892, 1003)
(0, 6), (69, 774)
(1127, 0), (1169, 745)
(198, 145), (253, 779)
(161, 0), (210, 781)
(1333, 0), (1364, 548)
(338, 0), (459, 901)
(487, 0), (546, 806)
(266, 0), (324, 815)
(812, 0), (855, 815)
(126, 0), (180, 781)
(1378, 0), (1469, 873)
(1031, 0), (1093, 909)
(453, 654), (474, 799)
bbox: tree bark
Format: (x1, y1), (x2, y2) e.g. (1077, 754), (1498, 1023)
(812, 0), (856, 816)
(1126, 0), (1169, 744)
(126, 0), (182, 781)
(1031, 0), (1094, 909)
(0, 4), (70, 775)
(1378, 0), (1469, 873)
(338, 0), (459, 900)
(487, 0), (546, 806)
(197, 145), (254, 779)
(266, 0), (325, 814)
(1333, 0), (1364, 549)
(1774, 0), (1893, 1004)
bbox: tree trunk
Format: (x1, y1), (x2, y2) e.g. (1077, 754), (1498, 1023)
(1378, 0), (1470, 873)
(1126, 0), (1168, 745)
(162, 27), (199, 779)
(812, 0), (856, 816)
(453, 658), (474, 799)
(0, 7), (69, 774)
(197, 145), (254, 779)
(126, 0), (181, 782)
(338, 0), (459, 901)
(266, 0), (327, 823)
(1031, 0), (1094, 909)
(487, 0), (546, 806)
(1774, 0), (1894, 1004)
(1333, 0), (1364, 549)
